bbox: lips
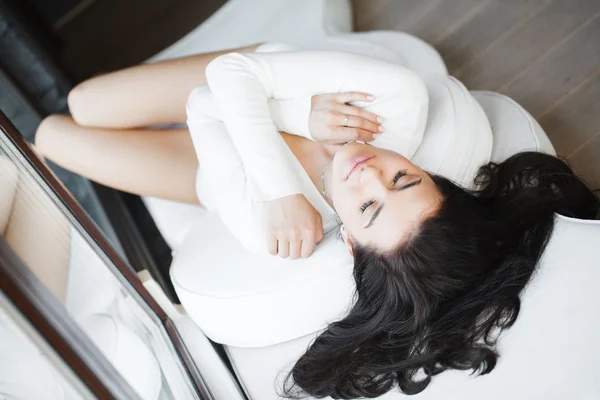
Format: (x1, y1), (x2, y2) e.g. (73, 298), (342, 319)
(345, 154), (374, 180)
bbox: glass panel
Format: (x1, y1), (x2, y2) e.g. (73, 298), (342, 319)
(0, 292), (94, 400)
(0, 127), (199, 400)
(0, 70), (122, 253)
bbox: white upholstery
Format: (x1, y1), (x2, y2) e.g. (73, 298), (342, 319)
(148, 0), (353, 63)
(141, 1), (599, 399)
(173, 314), (246, 400)
(142, 197), (206, 251)
(172, 90), (595, 399)
(172, 212), (353, 347)
(226, 214), (600, 400)
(472, 90), (556, 160)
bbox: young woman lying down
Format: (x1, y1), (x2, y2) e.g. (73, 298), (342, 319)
(35, 42), (600, 398)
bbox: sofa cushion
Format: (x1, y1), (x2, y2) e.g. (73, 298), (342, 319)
(472, 90), (555, 160)
(225, 214), (600, 400)
(147, 0), (353, 63)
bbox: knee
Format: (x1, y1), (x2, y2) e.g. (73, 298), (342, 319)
(67, 81), (95, 127)
(34, 114), (68, 158)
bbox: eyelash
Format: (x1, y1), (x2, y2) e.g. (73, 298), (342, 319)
(392, 169), (407, 185)
(359, 170), (408, 214)
(359, 200), (375, 213)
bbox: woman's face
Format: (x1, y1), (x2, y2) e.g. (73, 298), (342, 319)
(327, 142), (441, 251)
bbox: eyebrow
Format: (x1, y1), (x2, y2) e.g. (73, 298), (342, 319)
(364, 179), (423, 229)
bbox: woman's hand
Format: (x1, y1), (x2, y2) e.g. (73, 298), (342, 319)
(309, 92), (383, 144)
(264, 194), (324, 259)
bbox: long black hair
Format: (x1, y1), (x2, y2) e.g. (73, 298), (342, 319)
(281, 152), (600, 399)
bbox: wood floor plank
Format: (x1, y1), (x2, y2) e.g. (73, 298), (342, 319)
(436, 0), (548, 72)
(353, 0), (444, 32)
(407, 0), (492, 46)
(455, 0), (599, 90)
(352, 0), (395, 31)
(501, 16), (600, 118)
(352, 0), (600, 192)
(538, 71), (600, 157)
(568, 133), (600, 189)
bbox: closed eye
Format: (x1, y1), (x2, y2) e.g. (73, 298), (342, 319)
(392, 169), (407, 186)
(359, 200), (375, 213)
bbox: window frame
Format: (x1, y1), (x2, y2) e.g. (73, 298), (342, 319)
(0, 110), (213, 399)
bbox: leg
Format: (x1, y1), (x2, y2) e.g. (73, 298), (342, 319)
(68, 44), (262, 129)
(35, 115), (199, 204)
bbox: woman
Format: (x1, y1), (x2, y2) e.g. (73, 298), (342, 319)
(36, 43), (600, 398)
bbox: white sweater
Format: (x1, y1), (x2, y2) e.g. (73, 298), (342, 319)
(186, 45), (429, 253)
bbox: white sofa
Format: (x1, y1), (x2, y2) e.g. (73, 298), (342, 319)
(142, 1), (600, 399)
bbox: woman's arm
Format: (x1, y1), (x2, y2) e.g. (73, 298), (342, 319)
(186, 86), (323, 258)
(203, 50), (429, 202)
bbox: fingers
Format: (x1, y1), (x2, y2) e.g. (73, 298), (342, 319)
(315, 225), (324, 244)
(271, 232), (322, 259)
(300, 237), (316, 258)
(289, 238), (302, 260)
(336, 92), (374, 104)
(269, 214), (324, 259)
(300, 220), (323, 258)
(340, 104), (381, 125)
(277, 239), (290, 258)
(334, 126), (377, 143)
(339, 113), (381, 135)
(267, 238), (278, 256)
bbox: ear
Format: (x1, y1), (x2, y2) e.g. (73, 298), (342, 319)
(340, 225), (354, 257)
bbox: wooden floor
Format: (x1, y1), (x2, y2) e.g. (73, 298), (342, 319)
(354, 0), (600, 189)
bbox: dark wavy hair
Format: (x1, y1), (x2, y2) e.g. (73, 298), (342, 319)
(281, 152), (600, 399)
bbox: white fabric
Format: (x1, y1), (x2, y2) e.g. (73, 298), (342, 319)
(226, 214), (600, 400)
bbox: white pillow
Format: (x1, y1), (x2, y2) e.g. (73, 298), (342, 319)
(172, 212), (354, 347)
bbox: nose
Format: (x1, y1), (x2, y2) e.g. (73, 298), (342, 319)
(359, 165), (387, 196)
